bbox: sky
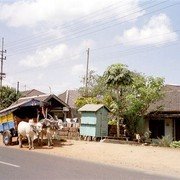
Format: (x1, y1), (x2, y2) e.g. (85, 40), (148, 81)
(0, 0), (179, 95)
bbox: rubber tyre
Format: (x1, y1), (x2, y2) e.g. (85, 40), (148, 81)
(3, 131), (12, 146)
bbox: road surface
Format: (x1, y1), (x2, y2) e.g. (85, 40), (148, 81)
(0, 147), (178, 180)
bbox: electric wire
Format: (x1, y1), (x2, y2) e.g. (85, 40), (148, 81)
(6, 0), (153, 46)
(7, 0), (176, 56)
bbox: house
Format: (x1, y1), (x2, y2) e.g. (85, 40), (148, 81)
(78, 104), (110, 138)
(8, 94), (70, 121)
(21, 89), (45, 97)
(146, 85), (180, 141)
(58, 89), (80, 118)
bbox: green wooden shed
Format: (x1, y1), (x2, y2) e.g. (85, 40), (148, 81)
(78, 104), (110, 138)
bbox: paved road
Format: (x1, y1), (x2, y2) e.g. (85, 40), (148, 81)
(0, 147), (178, 180)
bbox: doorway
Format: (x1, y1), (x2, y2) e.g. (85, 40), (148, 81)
(149, 119), (165, 139)
(175, 119), (180, 140)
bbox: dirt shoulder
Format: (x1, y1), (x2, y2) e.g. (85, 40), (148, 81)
(1, 136), (180, 178)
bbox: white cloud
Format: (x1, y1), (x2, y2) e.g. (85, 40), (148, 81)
(36, 28), (64, 39)
(37, 73), (44, 80)
(19, 44), (68, 67)
(19, 38), (96, 68)
(0, 0), (143, 27)
(71, 64), (85, 76)
(116, 14), (178, 46)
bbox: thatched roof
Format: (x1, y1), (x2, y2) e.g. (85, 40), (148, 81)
(148, 85), (180, 113)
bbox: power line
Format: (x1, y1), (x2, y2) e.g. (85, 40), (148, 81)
(8, 38), (180, 76)
(6, 0), (153, 46)
(91, 30), (180, 52)
(93, 40), (180, 61)
(6, 40), (180, 93)
(6, 29), (180, 76)
(7, 0), (172, 55)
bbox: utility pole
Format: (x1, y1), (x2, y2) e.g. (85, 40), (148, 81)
(17, 81), (20, 94)
(0, 37), (6, 88)
(85, 48), (89, 96)
(0, 38), (6, 108)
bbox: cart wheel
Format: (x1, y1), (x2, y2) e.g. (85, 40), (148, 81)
(3, 131), (12, 146)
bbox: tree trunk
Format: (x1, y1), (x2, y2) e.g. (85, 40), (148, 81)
(117, 117), (120, 138)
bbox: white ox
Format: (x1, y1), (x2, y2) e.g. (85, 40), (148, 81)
(39, 118), (64, 147)
(18, 120), (43, 150)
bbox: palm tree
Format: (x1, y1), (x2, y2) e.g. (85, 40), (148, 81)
(104, 63), (133, 137)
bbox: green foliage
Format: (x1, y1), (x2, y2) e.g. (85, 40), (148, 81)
(103, 63), (133, 115)
(108, 119), (117, 125)
(125, 73), (164, 135)
(103, 63), (133, 137)
(104, 64), (133, 88)
(77, 63), (164, 138)
(79, 70), (106, 97)
(170, 141), (180, 148)
(102, 94), (113, 108)
(126, 73), (164, 116)
(75, 97), (102, 109)
(157, 135), (173, 147)
(0, 86), (21, 110)
(77, 71), (112, 109)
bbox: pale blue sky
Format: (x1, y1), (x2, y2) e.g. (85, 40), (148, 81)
(0, 0), (179, 94)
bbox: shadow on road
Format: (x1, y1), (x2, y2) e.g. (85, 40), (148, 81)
(6, 137), (73, 150)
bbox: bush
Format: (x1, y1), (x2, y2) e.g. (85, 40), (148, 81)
(157, 135), (173, 147)
(170, 141), (180, 148)
(108, 119), (117, 125)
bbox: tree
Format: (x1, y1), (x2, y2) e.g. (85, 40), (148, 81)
(103, 63), (133, 137)
(125, 73), (164, 136)
(0, 86), (21, 110)
(77, 70), (110, 108)
(79, 70), (100, 97)
(75, 97), (102, 109)
(76, 63), (164, 139)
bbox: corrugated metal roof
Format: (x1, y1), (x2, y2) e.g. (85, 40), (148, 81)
(0, 94), (70, 116)
(10, 94), (49, 106)
(11, 94), (69, 108)
(78, 104), (110, 112)
(0, 99), (41, 116)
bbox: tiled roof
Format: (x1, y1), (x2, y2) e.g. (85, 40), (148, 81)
(21, 89), (45, 97)
(58, 90), (80, 108)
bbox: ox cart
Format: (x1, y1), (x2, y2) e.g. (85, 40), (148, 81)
(0, 112), (16, 145)
(0, 99), (44, 145)
(0, 95), (69, 146)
